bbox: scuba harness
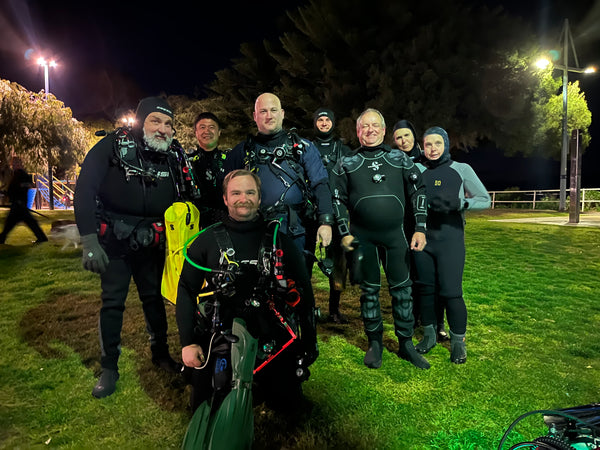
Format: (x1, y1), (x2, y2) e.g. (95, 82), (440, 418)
(242, 130), (317, 223)
(96, 127), (201, 252)
(182, 219), (302, 375)
(112, 126), (201, 200)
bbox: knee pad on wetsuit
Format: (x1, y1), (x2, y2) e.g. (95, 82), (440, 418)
(390, 286), (413, 322)
(359, 283), (379, 319)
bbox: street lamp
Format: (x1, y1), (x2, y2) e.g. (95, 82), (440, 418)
(537, 19), (596, 211)
(37, 57), (57, 99)
(36, 56), (58, 209)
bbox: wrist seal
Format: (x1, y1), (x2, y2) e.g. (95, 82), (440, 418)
(318, 213), (335, 226)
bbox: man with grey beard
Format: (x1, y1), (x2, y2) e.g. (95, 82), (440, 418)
(74, 97), (194, 398)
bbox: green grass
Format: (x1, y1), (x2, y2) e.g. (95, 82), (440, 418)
(1, 209), (600, 449)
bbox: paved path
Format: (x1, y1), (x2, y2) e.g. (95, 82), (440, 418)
(489, 213), (600, 228)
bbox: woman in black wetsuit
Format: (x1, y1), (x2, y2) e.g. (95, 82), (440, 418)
(413, 127), (490, 364)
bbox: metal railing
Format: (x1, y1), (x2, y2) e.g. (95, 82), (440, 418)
(488, 188), (600, 211)
(33, 174), (75, 209)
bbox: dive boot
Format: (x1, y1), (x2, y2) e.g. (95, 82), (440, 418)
(152, 354), (183, 374)
(363, 335), (383, 369)
(92, 368), (119, 398)
(415, 324), (437, 354)
(398, 338), (430, 369)
(449, 331), (467, 364)
(437, 323), (449, 341)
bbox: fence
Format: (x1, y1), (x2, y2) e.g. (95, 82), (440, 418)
(488, 188), (600, 211)
(33, 174), (75, 210)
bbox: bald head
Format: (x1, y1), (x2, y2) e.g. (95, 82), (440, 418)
(253, 93), (285, 135)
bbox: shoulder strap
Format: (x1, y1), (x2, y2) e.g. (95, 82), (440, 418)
(213, 223), (236, 266)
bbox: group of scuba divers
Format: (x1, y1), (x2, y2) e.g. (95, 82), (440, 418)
(73, 93), (491, 417)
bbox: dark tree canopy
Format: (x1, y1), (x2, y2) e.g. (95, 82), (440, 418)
(206, 0), (589, 156)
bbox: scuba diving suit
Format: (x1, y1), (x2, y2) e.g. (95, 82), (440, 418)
(311, 134), (353, 318)
(74, 128), (196, 370)
(188, 146), (228, 228)
(223, 130), (334, 250)
(330, 144), (428, 342)
(414, 151), (491, 337)
(176, 215), (318, 412)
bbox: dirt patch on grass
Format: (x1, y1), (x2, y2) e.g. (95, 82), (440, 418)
(19, 280), (435, 448)
(20, 290), (188, 412)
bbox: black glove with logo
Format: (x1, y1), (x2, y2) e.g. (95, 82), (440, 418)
(81, 234), (109, 274)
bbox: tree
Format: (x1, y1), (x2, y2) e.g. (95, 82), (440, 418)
(530, 71), (592, 158)
(0, 79), (89, 174)
(207, 0), (591, 156)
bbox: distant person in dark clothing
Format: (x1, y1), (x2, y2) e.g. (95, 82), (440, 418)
(413, 126), (491, 364)
(311, 107), (352, 324)
(188, 112), (228, 228)
(0, 165), (48, 244)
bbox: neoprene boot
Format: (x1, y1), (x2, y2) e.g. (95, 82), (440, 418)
(449, 330), (467, 364)
(437, 322), (449, 341)
(92, 368), (119, 398)
(364, 333), (383, 369)
(398, 338), (430, 369)
(415, 324), (437, 354)
(152, 354), (183, 374)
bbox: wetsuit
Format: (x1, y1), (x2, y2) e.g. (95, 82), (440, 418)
(176, 216), (318, 412)
(330, 143), (427, 341)
(223, 130), (334, 250)
(74, 130), (188, 370)
(188, 146), (228, 227)
(414, 150), (491, 336)
(312, 135), (352, 317)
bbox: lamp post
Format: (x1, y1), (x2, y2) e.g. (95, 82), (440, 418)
(548, 20), (595, 211)
(37, 57), (58, 209)
(37, 57), (57, 99)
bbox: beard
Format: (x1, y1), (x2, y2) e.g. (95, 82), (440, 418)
(143, 131), (173, 152)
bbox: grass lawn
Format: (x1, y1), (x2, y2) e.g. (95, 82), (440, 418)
(1, 209), (599, 449)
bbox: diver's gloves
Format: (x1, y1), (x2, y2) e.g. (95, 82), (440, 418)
(81, 234), (109, 274)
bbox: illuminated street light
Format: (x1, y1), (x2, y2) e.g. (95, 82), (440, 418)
(37, 57), (57, 98)
(540, 19), (596, 211)
(36, 56), (58, 209)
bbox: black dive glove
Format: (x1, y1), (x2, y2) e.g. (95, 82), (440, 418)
(429, 196), (461, 213)
(81, 234), (109, 274)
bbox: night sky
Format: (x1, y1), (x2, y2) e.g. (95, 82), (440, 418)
(1, 0), (599, 190)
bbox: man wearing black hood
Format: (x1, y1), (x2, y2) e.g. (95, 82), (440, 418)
(413, 127), (490, 364)
(74, 97), (192, 398)
(310, 108), (351, 323)
(223, 93), (334, 253)
(330, 108), (430, 370)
